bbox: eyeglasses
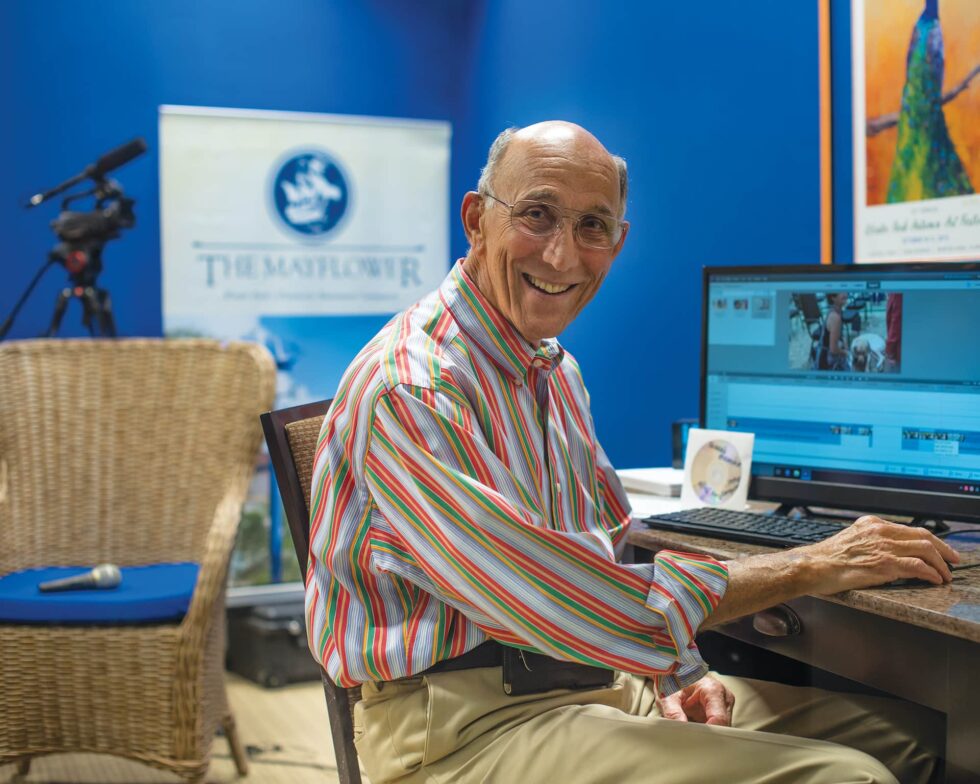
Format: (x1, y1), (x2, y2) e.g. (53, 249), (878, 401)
(483, 192), (624, 250)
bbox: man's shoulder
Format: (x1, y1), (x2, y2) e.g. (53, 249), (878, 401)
(553, 348), (588, 393)
(346, 289), (462, 398)
(558, 348), (583, 376)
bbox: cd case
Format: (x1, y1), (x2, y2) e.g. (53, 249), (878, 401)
(680, 428), (754, 510)
(617, 467), (684, 497)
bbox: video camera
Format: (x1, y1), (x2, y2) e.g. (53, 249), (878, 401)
(1, 138), (147, 340)
(49, 179), (136, 288)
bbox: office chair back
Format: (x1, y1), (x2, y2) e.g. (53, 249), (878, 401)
(260, 399), (363, 784)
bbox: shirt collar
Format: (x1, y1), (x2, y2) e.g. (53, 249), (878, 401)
(439, 260), (565, 381)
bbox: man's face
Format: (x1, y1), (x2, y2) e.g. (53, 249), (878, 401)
(462, 125), (628, 345)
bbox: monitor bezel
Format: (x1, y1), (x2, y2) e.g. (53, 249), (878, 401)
(700, 261), (980, 524)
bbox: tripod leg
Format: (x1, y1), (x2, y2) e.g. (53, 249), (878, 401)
(45, 288), (72, 337)
(79, 288), (96, 336)
(94, 288), (117, 337)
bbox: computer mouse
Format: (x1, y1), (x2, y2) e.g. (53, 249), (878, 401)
(884, 576), (945, 588)
(913, 519), (951, 535)
(884, 561), (978, 587)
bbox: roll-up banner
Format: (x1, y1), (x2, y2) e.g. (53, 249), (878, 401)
(160, 105), (451, 585)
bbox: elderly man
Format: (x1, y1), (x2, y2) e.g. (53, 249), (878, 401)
(307, 122), (954, 783)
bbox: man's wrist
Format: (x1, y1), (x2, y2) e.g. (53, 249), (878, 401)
(776, 546), (825, 596)
(707, 548), (825, 628)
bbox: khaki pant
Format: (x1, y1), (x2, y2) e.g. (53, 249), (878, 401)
(353, 667), (942, 783)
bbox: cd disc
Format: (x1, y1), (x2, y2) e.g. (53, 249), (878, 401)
(690, 439), (743, 505)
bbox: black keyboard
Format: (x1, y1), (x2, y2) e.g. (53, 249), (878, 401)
(642, 507), (847, 548)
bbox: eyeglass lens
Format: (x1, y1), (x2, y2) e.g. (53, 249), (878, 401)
(510, 200), (619, 248)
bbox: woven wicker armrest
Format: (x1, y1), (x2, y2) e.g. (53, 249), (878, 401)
(180, 482), (251, 644)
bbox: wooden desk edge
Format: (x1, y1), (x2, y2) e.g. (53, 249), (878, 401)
(628, 522), (980, 645)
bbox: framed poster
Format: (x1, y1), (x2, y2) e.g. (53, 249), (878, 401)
(852, 0), (980, 263)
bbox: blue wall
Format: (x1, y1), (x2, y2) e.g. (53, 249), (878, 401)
(0, 0), (478, 339)
(2, 0), (828, 469)
(463, 1), (824, 466)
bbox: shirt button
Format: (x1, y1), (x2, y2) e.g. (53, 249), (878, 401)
(555, 481), (561, 492)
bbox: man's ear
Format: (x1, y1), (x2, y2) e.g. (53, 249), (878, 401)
(609, 221), (630, 261)
(461, 191), (484, 252)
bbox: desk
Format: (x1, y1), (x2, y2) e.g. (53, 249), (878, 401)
(626, 500), (980, 783)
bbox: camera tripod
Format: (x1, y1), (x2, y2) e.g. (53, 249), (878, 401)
(46, 282), (117, 337)
(1, 246), (119, 341)
(1, 138), (144, 342)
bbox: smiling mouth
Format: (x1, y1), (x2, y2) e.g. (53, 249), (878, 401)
(523, 273), (575, 295)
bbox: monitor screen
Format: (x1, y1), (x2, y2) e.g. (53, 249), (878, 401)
(701, 262), (980, 523)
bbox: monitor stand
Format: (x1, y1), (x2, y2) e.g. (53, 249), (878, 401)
(906, 517), (951, 535)
(771, 503), (852, 523)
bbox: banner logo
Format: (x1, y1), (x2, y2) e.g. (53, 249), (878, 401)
(271, 149), (350, 238)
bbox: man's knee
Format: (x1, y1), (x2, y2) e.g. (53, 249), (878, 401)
(812, 746), (899, 784)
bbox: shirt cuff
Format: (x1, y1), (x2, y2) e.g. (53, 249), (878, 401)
(644, 550), (729, 693)
(656, 643), (713, 696)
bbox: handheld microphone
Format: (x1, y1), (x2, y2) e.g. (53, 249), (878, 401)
(38, 563), (122, 592)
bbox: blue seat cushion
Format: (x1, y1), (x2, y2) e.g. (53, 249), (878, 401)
(0, 563), (200, 624)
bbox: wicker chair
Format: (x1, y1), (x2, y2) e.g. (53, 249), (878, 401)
(0, 338), (276, 783)
(261, 400), (364, 784)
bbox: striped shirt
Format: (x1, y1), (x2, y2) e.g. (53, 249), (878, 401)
(306, 261), (729, 692)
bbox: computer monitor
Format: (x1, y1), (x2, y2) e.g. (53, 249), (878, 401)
(701, 262), (980, 524)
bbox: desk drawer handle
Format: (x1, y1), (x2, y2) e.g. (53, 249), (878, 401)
(752, 605), (802, 637)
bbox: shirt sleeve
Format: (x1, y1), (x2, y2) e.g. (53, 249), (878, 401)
(364, 382), (729, 688)
(594, 438), (633, 559)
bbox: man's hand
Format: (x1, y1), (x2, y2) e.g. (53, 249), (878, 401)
(803, 515), (960, 595)
(659, 675), (734, 726)
(704, 515), (961, 628)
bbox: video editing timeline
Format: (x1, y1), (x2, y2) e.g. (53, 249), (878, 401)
(704, 267), (980, 498)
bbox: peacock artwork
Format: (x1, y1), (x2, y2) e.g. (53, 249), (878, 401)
(863, 0), (979, 206)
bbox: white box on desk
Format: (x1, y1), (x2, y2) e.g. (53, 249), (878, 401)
(616, 467), (684, 497)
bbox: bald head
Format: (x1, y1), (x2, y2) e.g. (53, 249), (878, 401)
(516, 120), (604, 147)
(460, 120), (630, 344)
(477, 122), (628, 218)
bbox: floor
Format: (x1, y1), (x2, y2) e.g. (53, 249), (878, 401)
(0, 674), (353, 784)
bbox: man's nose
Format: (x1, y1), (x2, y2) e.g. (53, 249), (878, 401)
(541, 220), (577, 270)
